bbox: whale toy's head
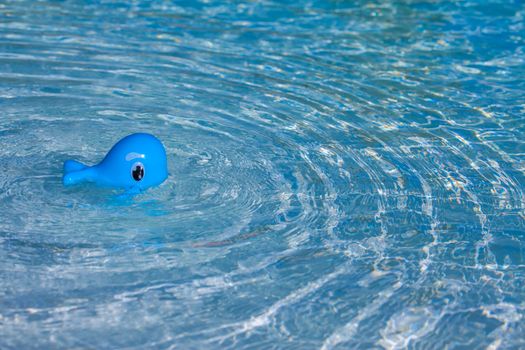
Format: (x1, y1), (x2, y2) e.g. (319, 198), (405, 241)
(97, 133), (168, 190)
(63, 133), (168, 192)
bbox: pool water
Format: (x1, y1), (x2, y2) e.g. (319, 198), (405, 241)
(1, 0), (524, 348)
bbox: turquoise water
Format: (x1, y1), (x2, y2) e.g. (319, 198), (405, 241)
(1, 0), (525, 348)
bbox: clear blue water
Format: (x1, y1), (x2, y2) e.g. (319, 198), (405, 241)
(1, 0), (524, 348)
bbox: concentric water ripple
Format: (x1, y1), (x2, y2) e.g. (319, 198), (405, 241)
(1, 0), (524, 349)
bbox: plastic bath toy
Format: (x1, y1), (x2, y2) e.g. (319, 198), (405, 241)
(63, 133), (168, 192)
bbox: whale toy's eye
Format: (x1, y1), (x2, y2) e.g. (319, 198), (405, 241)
(131, 162), (144, 181)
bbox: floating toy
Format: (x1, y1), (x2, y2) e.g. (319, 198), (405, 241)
(63, 133), (168, 192)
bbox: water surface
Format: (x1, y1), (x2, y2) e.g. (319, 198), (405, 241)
(1, 0), (525, 348)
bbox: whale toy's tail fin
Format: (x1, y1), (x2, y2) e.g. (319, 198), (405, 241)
(63, 160), (96, 186)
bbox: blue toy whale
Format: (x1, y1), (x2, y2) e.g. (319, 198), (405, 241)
(63, 133), (168, 192)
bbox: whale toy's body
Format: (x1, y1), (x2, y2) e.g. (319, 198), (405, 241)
(63, 133), (168, 192)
